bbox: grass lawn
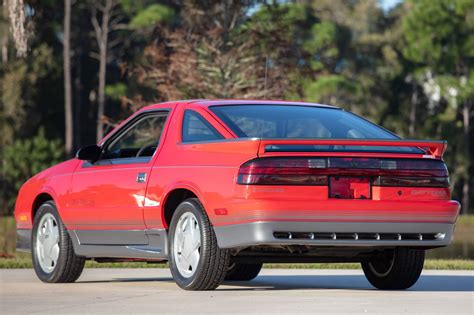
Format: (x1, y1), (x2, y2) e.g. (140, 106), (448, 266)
(1, 215), (473, 270)
(1, 256), (473, 270)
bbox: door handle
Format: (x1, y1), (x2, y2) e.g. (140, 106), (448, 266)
(136, 172), (147, 183)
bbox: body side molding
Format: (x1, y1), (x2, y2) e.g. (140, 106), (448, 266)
(69, 229), (168, 259)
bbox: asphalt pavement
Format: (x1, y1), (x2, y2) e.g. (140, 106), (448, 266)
(0, 268), (473, 314)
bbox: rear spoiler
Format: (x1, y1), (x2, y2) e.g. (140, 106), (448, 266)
(257, 139), (447, 159)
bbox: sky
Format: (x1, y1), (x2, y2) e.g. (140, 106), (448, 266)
(378, 0), (404, 12)
(247, 0), (405, 17)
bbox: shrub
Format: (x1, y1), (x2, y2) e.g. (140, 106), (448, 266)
(1, 129), (63, 215)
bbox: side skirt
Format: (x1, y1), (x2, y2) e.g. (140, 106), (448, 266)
(68, 229), (168, 260)
(16, 229), (32, 253)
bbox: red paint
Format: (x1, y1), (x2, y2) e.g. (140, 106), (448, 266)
(14, 100), (460, 234)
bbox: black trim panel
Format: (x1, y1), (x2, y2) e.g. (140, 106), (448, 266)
(83, 156), (151, 167)
(178, 137), (259, 145)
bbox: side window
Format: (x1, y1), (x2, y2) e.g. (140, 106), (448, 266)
(103, 113), (168, 160)
(182, 110), (224, 143)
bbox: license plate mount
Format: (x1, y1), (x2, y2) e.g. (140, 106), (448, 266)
(329, 176), (371, 199)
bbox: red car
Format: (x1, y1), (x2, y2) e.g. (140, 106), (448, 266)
(15, 100), (460, 290)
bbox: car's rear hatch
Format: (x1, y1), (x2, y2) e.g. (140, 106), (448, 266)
(237, 139), (450, 201)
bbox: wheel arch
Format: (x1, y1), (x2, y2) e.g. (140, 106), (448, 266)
(32, 192), (55, 221)
(162, 186), (203, 229)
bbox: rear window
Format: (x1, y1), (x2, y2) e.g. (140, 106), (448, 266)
(210, 105), (422, 153)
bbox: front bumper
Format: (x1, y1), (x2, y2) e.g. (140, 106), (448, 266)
(213, 221), (455, 249)
(16, 229), (32, 253)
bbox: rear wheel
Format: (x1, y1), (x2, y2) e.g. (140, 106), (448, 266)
(32, 201), (85, 283)
(225, 263), (262, 281)
(361, 248), (424, 290)
(168, 198), (230, 290)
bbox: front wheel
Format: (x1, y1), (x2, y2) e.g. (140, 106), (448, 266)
(168, 198), (230, 290)
(32, 201), (85, 283)
(361, 248), (425, 290)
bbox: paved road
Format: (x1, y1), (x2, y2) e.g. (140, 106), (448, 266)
(0, 268), (473, 314)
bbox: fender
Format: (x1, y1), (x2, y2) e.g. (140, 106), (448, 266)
(156, 182), (206, 229)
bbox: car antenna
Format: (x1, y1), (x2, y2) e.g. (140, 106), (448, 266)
(263, 55), (268, 99)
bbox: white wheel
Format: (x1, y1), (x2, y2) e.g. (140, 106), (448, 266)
(172, 212), (201, 278)
(32, 201), (85, 283)
(168, 198), (229, 290)
(35, 213), (60, 273)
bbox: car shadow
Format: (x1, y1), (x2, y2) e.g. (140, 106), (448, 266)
(79, 277), (174, 284)
(78, 274), (474, 292)
(221, 275), (474, 292)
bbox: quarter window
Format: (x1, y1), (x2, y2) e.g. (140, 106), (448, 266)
(182, 110), (224, 143)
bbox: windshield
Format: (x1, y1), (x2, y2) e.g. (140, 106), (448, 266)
(210, 105), (422, 153)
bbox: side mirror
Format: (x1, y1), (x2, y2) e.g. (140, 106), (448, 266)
(76, 145), (101, 161)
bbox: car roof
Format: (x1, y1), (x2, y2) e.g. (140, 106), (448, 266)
(141, 99), (340, 111)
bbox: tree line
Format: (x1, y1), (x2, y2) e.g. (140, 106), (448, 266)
(0, 0), (472, 215)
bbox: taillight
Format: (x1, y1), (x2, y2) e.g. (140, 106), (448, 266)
(374, 176), (450, 187)
(237, 157), (449, 187)
(375, 158), (449, 187)
(237, 158), (328, 185)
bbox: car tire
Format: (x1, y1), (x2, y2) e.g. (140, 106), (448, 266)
(32, 201), (85, 283)
(168, 198), (230, 290)
(361, 247), (425, 290)
(225, 263), (263, 281)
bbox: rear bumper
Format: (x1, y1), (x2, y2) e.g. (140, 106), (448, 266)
(16, 229), (32, 253)
(211, 200), (461, 226)
(213, 221), (455, 249)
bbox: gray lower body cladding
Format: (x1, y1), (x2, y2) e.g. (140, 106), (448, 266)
(18, 221), (454, 260)
(69, 229), (168, 259)
(16, 228), (32, 253)
(212, 221), (455, 249)
(16, 228), (168, 259)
